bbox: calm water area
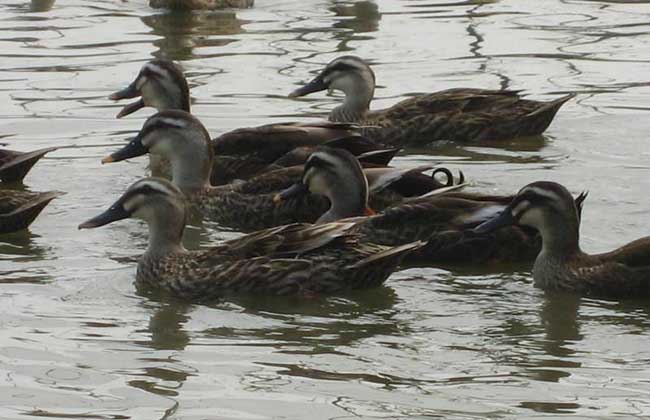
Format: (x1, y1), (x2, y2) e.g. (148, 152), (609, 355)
(2, 0), (650, 418)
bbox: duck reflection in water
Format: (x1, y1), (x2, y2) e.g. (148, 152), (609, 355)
(331, 1), (380, 34)
(30, 0), (55, 12)
(141, 9), (244, 61)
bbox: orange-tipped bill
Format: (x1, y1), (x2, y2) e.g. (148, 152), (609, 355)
(273, 183), (309, 204)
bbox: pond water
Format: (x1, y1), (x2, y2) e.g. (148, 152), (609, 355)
(1, 0), (650, 418)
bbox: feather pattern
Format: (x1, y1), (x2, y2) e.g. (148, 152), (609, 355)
(290, 56), (574, 146)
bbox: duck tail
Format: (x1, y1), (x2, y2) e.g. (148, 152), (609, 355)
(0, 147), (58, 183)
(1, 191), (64, 233)
(522, 93), (576, 136)
(350, 240), (426, 270)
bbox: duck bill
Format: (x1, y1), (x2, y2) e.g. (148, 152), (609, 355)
(289, 76), (328, 98)
(109, 83), (144, 118)
(78, 203), (130, 229)
(273, 183), (309, 204)
(101, 135), (148, 164)
(473, 210), (515, 234)
(115, 98), (146, 119)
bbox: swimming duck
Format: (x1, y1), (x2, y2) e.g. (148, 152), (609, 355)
(78, 177), (422, 299)
(109, 59), (378, 184)
(101, 111), (455, 232)
(149, 0), (254, 10)
(473, 181), (650, 298)
(0, 147), (57, 183)
(289, 55), (575, 146)
(275, 149), (589, 268)
(1, 189), (64, 234)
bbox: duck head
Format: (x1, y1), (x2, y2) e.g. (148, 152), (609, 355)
(109, 60), (190, 118)
(102, 110), (213, 195)
(79, 178), (187, 256)
(274, 146), (373, 223)
(474, 181), (586, 255)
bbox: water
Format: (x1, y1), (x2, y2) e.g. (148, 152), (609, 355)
(2, 0), (650, 418)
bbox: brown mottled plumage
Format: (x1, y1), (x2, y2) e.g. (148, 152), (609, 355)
(289, 56), (575, 146)
(79, 178), (423, 300)
(275, 150), (590, 268)
(103, 111), (456, 232)
(0, 190), (63, 234)
(475, 181), (650, 298)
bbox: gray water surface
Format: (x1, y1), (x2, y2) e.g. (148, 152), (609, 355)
(1, 0), (650, 418)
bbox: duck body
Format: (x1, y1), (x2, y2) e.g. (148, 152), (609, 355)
(532, 239), (650, 298)
(289, 56), (574, 146)
(104, 111), (454, 232)
(210, 122), (376, 185)
(79, 178), (422, 299)
(149, 0), (254, 10)
(136, 224), (415, 299)
(475, 181), (650, 298)
(275, 151), (592, 269)
(0, 190), (63, 234)
(353, 88), (575, 146)
(353, 192), (543, 267)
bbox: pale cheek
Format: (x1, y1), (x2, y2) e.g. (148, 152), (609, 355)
(330, 75), (356, 93)
(518, 208), (546, 229)
(308, 174), (329, 196)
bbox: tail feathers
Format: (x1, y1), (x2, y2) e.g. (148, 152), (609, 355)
(526, 93), (576, 119)
(0, 147), (58, 183)
(0, 191), (64, 233)
(349, 240), (426, 270)
(518, 93), (575, 137)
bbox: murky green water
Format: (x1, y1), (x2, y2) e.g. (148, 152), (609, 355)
(2, 0), (650, 418)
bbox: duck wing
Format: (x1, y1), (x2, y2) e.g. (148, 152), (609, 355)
(212, 122), (360, 160)
(368, 89), (574, 145)
(202, 222), (356, 262)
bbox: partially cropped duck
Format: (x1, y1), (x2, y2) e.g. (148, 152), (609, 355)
(101, 111), (456, 232)
(1, 189), (63, 234)
(109, 59), (379, 184)
(78, 178), (422, 299)
(275, 149), (588, 268)
(149, 0), (254, 10)
(0, 147), (57, 183)
(474, 182), (650, 298)
(289, 55), (575, 146)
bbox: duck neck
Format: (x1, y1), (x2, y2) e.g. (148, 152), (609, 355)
(168, 146), (212, 196)
(315, 183), (367, 224)
(532, 213), (582, 288)
(144, 210), (187, 259)
(537, 214), (581, 259)
(330, 82), (373, 123)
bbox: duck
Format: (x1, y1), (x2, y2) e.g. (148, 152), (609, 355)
(100, 110), (457, 232)
(288, 55), (575, 146)
(1, 189), (64, 234)
(473, 181), (650, 298)
(0, 147), (58, 183)
(108, 59), (381, 184)
(274, 149), (589, 268)
(149, 0), (254, 10)
(78, 177), (423, 299)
